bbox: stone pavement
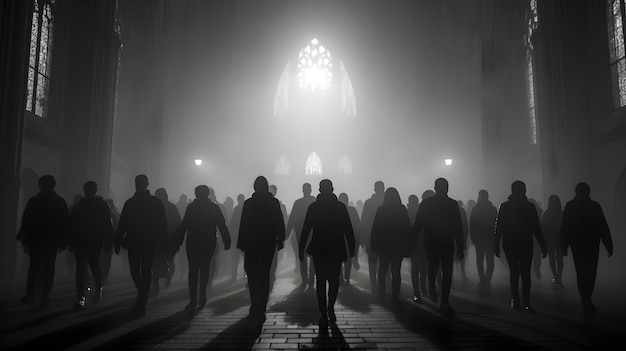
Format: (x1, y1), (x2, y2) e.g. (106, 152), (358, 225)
(0, 256), (624, 350)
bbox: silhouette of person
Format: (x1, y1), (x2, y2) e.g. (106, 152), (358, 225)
(175, 194), (189, 281)
(457, 200), (469, 281)
(17, 174), (70, 307)
(269, 184), (289, 287)
(69, 181), (113, 307)
(542, 194), (565, 288)
(152, 188), (182, 296)
(494, 180), (547, 312)
(300, 179), (355, 331)
(286, 183), (316, 290)
(560, 182), (614, 314)
(113, 174), (167, 316)
(409, 190), (433, 302)
(237, 176), (285, 324)
(228, 194), (246, 282)
(176, 185), (231, 311)
(338, 192), (360, 285)
(208, 187), (226, 287)
(371, 187), (411, 307)
(411, 178), (464, 316)
(103, 198), (119, 283)
(360, 180), (385, 295)
(529, 198), (544, 280)
(469, 189), (497, 288)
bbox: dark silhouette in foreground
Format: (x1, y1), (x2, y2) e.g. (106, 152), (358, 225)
(494, 180), (547, 313)
(152, 187), (182, 297)
(300, 179), (355, 332)
(114, 174), (167, 317)
(360, 180), (385, 295)
(69, 181), (113, 308)
(17, 174), (70, 307)
(371, 187), (411, 307)
(411, 178), (465, 317)
(228, 194), (245, 282)
(561, 182), (614, 314)
(177, 185), (231, 311)
(237, 176), (285, 324)
(338, 192), (360, 285)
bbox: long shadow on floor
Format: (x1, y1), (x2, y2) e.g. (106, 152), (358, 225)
(300, 323), (350, 350)
(201, 317), (262, 350)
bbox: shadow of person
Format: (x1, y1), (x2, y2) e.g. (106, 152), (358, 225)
(336, 283), (373, 314)
(301, 322), (350, 350)
(267, 286), (319, 327)
(202, 317), (262, 350)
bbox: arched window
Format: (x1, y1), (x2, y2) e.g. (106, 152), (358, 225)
(297, 38), (333, 92)
(524, 0), (539, 144)
(338, 154), (353, 175)
(26, 0), (55, 118)
(607, 0), (626, 109)
(275, 155), (290, 175)
(305, 151), (323, 175)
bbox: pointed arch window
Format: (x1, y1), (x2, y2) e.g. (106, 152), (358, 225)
(607, 0), (626, 109)
(524, 0), (539, 144)
(305, 151), (323, 175)
(26, 0), (56, 118)
(297, 38), (333, 92)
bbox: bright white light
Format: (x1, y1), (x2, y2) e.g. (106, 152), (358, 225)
(305, 151), (323, 175)
(297, 38), (333, 92)
(195, 159), (202, 166)
(444, 158), (453, 166)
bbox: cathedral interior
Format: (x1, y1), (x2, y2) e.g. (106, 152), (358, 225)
(1, 0), (626, 348)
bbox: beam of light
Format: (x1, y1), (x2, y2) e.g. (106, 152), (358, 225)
(297, 38), (333, 92)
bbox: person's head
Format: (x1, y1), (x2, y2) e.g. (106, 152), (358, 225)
(374, 181), (385, 194)
(208, 187), (216, 201)
(408, 194), (419, 205)
(179, 194), (188, 202)
(319, 179), (333, 194)
(478, 189), (489, 202)
(383, 187), (402, 206)
(195, 185), (210, 199)
(269, 184), (277, 196)
(548, 194), (562, 211)
(237, 193), (245, 204)
(511, 180), (526, 196)
(155, 188), (168, 201)
(135, 174), (149, 192)
(338, 192), (348, 205)
(434, 177), (448, 195)
(83, 181), (97, 198)
(38, 174), (56, 191)
(302, 182), (312, 195)
(422, 189), (435, 200)
(253, 176), (269, 193)
(575, 182), (591, 198)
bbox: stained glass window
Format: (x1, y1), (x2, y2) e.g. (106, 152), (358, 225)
(297, 38), (333, 92)
(607, 0), (626, 109)
(26, 0), (55, 118)
(524, 0), (539, 144)
(305, 151), (323, 175)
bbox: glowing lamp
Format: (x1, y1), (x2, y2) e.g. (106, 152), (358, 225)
(444, 159), (453, 166)
(194, 159), (202, 166)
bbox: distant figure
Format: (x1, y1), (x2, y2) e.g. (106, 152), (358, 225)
(114, 174), (167, 317)
(103, 198), (120, 282)
(152, 188), (182, 295)
(175, 194), (190, 281)
(17, 175), (70, 307)
(269, 184), (289, 287)
(69, 181), (113, 307)
(561, 182), (613, 314)
(238, 176), (286, 324)
(222, 196), (234, 223)
(300, 179), (355, 331)
(338, 192), (361, 285)
(176, 194), (189, 216)
(228, 194), (246, 282)
(371, 187), (411, 307)
(529, 198), (544, 280)
(457, 200), (469, 281)
(411, 178), (464, 316)
(494, 180), (547, 313)
(408, 193), (426, 302)
(469, 189), (497, 288)
(208, 188), (226, 287)
(177, 185), (231, 311)
(287, 183), (317, 290)
(542, 194), (565, 288)
(360, 180), (385, 294)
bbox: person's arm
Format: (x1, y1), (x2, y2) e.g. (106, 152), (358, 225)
(343, 205), (356, 258)
(299, 206), (314, 260)
(494, 206), (503, 258)
(530, 204), (547, 257)
(453, 203), (465, 260)
(216, 206), (232, 250)
(114, 202), (128, 254)
(275, 200), (286, 250)
(596, 203), (613, 257)
(236, 202), (250, 251)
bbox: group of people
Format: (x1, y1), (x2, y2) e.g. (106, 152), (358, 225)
(17, 173), (614, 332)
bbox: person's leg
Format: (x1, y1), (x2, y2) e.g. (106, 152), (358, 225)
(187, 254), (200, 306)
(485, 245), (495, 285)
(505, 250), (521, 307)
(327, 259), (342, 320)
(555, 249), (564, 285)
(307, 256), (315, 287)
(519, 250), (533, 309)
(377, 256), (391, 297)
(243, 251), (259, 315)
(198, 246), (216, 307)
(367, 246), (378, 293)
(440, 249), (454, 306)
(475, 245), (485, 283)
(74, 248), (87, 300)
(390, 256), (403, 301)
(257, 249), (275, 319)
(87, 244), (103, 292)
(427, 250), (440, 301)
(313, 256), (328, 315)
(344, 257), (352, 283)
(127, 247), (141, 290)
(548, 248), (557, 281)
(410, 253), (420, 298)
(137, 245), (155, 307)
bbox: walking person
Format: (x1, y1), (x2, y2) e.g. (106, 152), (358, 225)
(560, 182), (614, 314)
(360, 181), (385, 295)
(300, 179), (355, 332)
(177, 185), (231, 311)
(114, 174), (168, 316)
(371, 187), (411, 307)
(338, 192), (360, 285)
(411, 178), (465, 316)
(494, 180), (547, 313)
(287, 183), (316, 290)
(469, 189), (497, 288)
(542, 194), (565, 288)
(237, 176), (285, 324)
(17, 175), (70, 307)
(69, 181), (113, 307)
